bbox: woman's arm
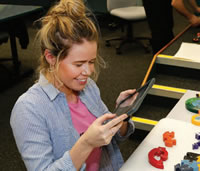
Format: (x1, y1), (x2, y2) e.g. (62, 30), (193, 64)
(11, 101), (81, 171)
(172, 0), (200, 26)
(189, 0), (200, 13)
(172, 0), (194, 20)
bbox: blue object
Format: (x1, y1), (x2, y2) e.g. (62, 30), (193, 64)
(174, 163), (193, 171)
(192, 100), (200, 108)
(181, 160), (199, 171)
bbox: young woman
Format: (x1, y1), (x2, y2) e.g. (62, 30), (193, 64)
(10, 0), (137, 170)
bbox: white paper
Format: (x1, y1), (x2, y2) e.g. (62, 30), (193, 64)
(174, 42), (200, 62)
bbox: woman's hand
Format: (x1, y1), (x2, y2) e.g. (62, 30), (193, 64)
(196, 7), (200, 13)
(116, 89), (138, 108)
(81, 113), (128, 148)
(189, 15), (200, 27)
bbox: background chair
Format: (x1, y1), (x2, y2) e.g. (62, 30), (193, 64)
(106, 0), (151, 54)
(85, 0), (107, 14)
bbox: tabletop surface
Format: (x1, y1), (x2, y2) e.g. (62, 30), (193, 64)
(161, 26), (200, 56)
(167, 90), (200, 122)
(0, 4), (42, 22)
(120, 118), (200, 171)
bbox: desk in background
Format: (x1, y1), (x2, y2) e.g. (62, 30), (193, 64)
(159, 26), (200, 57)
(0, 0), (53, 8)
(148, 25), (200, 99)
(0, 4), (43, 69)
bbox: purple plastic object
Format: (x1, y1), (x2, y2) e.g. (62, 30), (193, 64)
(195, 133), (200, 140)
(192, 143), (199, 150)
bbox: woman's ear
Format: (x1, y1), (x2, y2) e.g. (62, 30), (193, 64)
(44, 49), (56, 65)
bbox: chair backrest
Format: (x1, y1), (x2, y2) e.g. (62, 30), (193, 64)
(107, 0), (143, 12)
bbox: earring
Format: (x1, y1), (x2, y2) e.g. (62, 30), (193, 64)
(48, 65), (55, 73)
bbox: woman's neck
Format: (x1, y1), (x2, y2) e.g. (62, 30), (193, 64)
(60, 86), (79, 103)
(46, 72), (79, 103)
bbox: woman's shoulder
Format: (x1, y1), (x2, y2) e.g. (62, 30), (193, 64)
(12, 82), (53, 117)
(16, 82), (46, 105)
(11, 81), (58, 124)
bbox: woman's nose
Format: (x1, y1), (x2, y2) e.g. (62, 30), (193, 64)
(82, 64), (92, 75)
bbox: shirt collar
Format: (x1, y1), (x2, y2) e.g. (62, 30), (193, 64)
(38, 73), (61, 101)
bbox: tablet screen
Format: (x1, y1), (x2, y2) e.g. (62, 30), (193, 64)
(113, 78), (155, 116)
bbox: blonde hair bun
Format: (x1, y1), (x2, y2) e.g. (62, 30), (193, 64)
(49, 0), (86, 20)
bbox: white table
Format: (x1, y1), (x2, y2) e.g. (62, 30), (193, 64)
(167, 90), (200, 122)
(120, 118), (200, 171)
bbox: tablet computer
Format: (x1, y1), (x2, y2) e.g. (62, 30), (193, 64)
(113, 78), (155, 117)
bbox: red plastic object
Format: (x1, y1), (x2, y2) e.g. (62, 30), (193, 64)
(193, 38), (199, 42)
(148, 147), (168, 169)
(163, 131), (176, 147)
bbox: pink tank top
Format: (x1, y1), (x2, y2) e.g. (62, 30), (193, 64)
(68, 97), (102, 171)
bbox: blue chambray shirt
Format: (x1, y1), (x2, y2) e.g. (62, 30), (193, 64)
(10, 74), (135, 171)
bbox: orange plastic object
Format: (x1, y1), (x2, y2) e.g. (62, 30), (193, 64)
(163, 131), (176, 147)
(148, 147), (168, 169)
(191, 111), (200, 126)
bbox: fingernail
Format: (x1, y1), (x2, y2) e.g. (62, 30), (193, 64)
(123, 114), (128, 118)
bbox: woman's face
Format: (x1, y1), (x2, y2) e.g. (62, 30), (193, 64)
(56, 39), (97, 94)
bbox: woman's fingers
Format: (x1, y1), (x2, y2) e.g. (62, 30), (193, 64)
(83, 113), (128, 147)
(104, 114), (128, 129)
(95, 113), (116, 125)
(116, 89), (137, 105)
(109, 121), (123, 136)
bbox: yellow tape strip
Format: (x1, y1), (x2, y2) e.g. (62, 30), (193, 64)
(153, 84), (187, 93)
(158, 54), (192, 61)
(158, 54), (173, 58)
(197, 156), (200, 162)
(197, 156), (200, 170)
(131, 116), (158, 126)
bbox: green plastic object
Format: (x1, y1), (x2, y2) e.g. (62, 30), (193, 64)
(185, 97), (200, 113)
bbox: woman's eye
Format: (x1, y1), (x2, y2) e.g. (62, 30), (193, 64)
(89, 60), (95, 64)
(75, 64), (82, 67)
